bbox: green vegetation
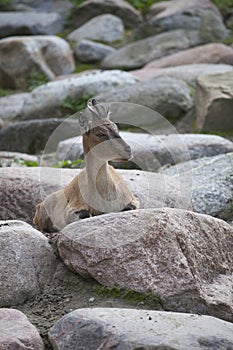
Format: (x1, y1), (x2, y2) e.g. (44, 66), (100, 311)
(27, 71), (49, 92)
(0, 88), (11, 97)
(55, 159), (83, 168)
(211, 0), (233, 9)
(0, 0), (12, 10)
(74, 63), (99, 74)
(62, 94), (93, 113)
(95, 285), (162, 307)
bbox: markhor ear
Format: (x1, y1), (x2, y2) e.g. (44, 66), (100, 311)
(78, 113), (90, 134)
(87, 99), (110, 119)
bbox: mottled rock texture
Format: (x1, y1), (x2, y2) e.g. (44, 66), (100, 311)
(0, 308), (44, 350)
(58, 208), (233, 321)
(0, 220), (57, 306)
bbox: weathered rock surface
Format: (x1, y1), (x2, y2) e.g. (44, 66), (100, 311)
(0, 36), (75, 89)
(70, 0), (142, 29)
(58, 208), (233, 320)
(195, 71), (233, 131)
(0, 118), (80, 154)
(132, 64), (233, 86)
(68, 14), (124, 44)
(145, 43), (233, 68)
(160, 152), (233, 221)
(0, 11), (64, 38)
(95, 76), (193, 120)
(49, 308), (233, 350)
(0, 220), (57, 306)
(101, 29), (218, 70)
(19, 70), (138, 119)
(74, 39), (115, 63)
(56, 133), (233, 172)
(0, 93), (29, 123)
(145, 0), (227, 42)
(0, 151), (38, 167)
(11, 0), (73, 16)
(0, 167), (191, 225)
(0, 308), (44, 350)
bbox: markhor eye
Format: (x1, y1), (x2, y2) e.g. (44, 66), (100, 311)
(97, 133), (106, 138)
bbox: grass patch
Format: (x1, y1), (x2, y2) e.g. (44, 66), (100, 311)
(74, 63), (99, 74)
(211, 0), (233, 9)
(62, 94), (93, 113)
(55, 159), (83, 169)
(95, 285), (162, 307)
(0, 0), (12, 10)
(0, 88), (11, 97)
(27, 71), (49, 91)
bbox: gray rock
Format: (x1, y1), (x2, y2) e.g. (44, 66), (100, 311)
(49, 308), (233, 350)
(0, 11), (64, 38)
(160, 152), (233, 221)
(0, 118), (80, 154)
(56, 133), (233, 172)
(68, 14), (124, 44)
(132, 64), (233, 87)
(0, 36), (75, 89)
(19, 70), (138, 119)
(0, 93), (29, 123)
(101, 29), (209, 70)
(58, 208), (233, 320)
(144, 0), (227, 42)
(11, 0), (73, 17)
(145, 43), (233, 68)
(195, 71), (233, 132)
(0, 167), (191, 225)
(0, 220), (57, 306)
(0, 151), (38, 167)
(0, 308), (44, 350)
(95, 76), (193, 119)
(74, 39), (116, 63)
(70, 0), (142, 29)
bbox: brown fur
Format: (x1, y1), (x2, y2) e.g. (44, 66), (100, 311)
(33, 99), (139, 232)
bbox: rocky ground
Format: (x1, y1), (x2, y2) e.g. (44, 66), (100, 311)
(0, 0), (233, 349)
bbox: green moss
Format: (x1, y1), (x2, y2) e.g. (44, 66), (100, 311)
(211, 0), (233, 9)
(55, 159), (83, 169)
(0, 0), (12, 10)
(0, 88), (11, 97)
(27, 71), (49, 91)
(74, 63), (99, 74)
(95, 285), (162, 307)
(62, 94), (93, 114)
(223, 33), (233, 45)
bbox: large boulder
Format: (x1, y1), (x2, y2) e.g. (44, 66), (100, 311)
(0, 220), (57, 306)
(0, 308), (44, 350)
(0, 118), (80, 154)
(74, 39), (115, 63)
(0, 93), (29, 124)
(160, 152), (233, 221)
(56, 133), (233, 171)
(132, 64), (233, 86)
(70, 0), (142, 29)
(95, 76), (193, 120)
(18, 70), (138, 119)
(101, 29), (213, 70)
(68, 14), (124, 44)
(0, 36), (75, 89)
(144, 0), (227, 42)
(195, 71), (233, 132)
(0, 11), (64, 38)
(145, 43), (233, 69)
(0, 167), (191, 225)
(49, 308), (233, 350)
(58, 208), (233, 321)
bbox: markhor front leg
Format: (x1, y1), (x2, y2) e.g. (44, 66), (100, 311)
(122, 197), (140, 211)
(65, 208), (92, 225)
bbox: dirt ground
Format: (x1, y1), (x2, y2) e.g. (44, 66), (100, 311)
(17, 233), (163, 349)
